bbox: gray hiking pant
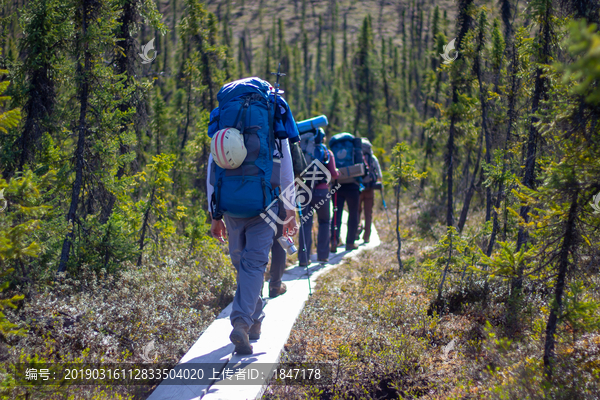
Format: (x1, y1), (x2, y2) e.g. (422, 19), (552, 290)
(224, 203), (278, 328)
(298, 189), (331, 264)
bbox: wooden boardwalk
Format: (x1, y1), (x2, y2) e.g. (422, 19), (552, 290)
(148, 211), (380, 400)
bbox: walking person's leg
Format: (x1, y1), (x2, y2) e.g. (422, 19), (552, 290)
(225, 205), (278, 354)
(298, 201), (315, 266)
(358, 191), (364, 222)
(344, 186), (361, 250)
(357, 190), (366, 240)
(331, 190), (347, 250)
(362, 189), (375, 242)
(330, 192), (338, 252)
(269, 200), (288, 298)
(314, 189), (331, 261)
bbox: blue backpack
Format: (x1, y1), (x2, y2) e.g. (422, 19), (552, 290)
(329, 132), (361, 168)
(208, 77), (280, 219)
(299, 128), (329, 166)
(299, 128), (330, 187)
(329, 132), (365, 183)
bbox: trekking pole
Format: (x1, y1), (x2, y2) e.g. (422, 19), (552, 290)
(271, 63), (286, 128)
(380, 186), (391, 224)
(271, 63), (285, 97)
(269, 63), (285, 155)
(332, 189), (339, 248)
(296, 199), (312, 295)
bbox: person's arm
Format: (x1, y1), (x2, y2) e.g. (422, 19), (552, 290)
(327, 150), (340, 181)
(373, 155), (383, 181)
(207, 154), (226, 242)
(280, 139), (295, 199)
(280, 139), (298, 235)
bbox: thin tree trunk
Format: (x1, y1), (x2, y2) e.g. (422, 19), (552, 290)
(445, 0), (473, 228)
(18, 66), (54, 172)
(514, 2), (552, 300)
(475, 41), (493, 222)
(516, 2), (552, 253)
(437, 227), (453, 302)
(180, 78), (193, 149)
(171, 0), (177, 45)
(543, 189), (578, 376)
(137, 187), (156, 266)
(303, 30), (309, 113)
(458, 131), (483, 232)
(378, 0), (384, 38)
(382, 58), (392, 127)
(487, 41), (518, 257)
(419, 69), (442, 189)
(396, 181), (403, 271)
(58, 1), (91, 273)
(499, 0), (513, 40)
(366, 65), (374, 141)
(14, 0), (58, 174)
(202, 49), (215, 111)
(459, 146), (472, 195)
(447, 94), (456, 227)
(99, 0), (140, 225)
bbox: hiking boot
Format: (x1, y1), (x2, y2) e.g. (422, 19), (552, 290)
(229, 319), (253, 355)
(330, 238), (338, 253)
(248, 321), (261, 340)
(269, 282), (287, 298)
(356, 225), (364, 240)
(346, 243), (359, 251)
(317, 258), (329, 263)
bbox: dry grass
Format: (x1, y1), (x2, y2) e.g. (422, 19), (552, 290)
(1, 238), (236, 399)
(263, 197), (600, 399)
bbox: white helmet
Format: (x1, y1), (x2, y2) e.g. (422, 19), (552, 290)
(211, 128), (247, 169)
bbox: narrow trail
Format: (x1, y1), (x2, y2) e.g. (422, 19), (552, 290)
(148, 210), (381, 400)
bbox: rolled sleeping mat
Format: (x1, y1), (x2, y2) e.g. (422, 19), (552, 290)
(296, 115), (329, 134)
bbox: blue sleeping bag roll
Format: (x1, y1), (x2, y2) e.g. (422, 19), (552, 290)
(297, 115), (328, 134)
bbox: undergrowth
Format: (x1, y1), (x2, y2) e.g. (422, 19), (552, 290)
(263, 198), (600, 399)
(0, 238), (235, 399)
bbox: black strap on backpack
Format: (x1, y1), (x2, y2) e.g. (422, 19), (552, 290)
(234, 96), (252, 134)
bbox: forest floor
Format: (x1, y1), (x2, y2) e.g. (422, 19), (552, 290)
(1, 239), (238, 399)
(262, 198), (600, 399)
(3, 196), (599, 400)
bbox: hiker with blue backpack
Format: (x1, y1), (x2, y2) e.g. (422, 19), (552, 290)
(329, 132), (366, 252)
(296, 126), (339, 266)
(206, 77), (300, 355)
(356, 138), (383, 244)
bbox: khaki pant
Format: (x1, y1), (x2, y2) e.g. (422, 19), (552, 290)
(358, 189), (375, 242)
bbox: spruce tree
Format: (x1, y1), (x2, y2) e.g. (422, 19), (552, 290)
(14, 0), (71, 172)
(353, 15), (377, 140)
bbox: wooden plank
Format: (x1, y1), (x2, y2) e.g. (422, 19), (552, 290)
(147, 307), (234, 399)
(148, 210), (380, 400)
(200, 212), (380, 400)
(201, 272), (313, 400)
